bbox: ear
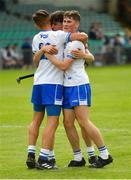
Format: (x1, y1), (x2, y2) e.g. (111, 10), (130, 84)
(75, 21), (80, 29)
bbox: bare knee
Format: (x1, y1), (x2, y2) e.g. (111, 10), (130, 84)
(47, 117), (59, 132)
(50, 119), (59, 130)
(63, 118), (74, 130)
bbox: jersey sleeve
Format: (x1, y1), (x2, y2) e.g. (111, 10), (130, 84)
(66, 41), (85, 59)
(57, 30), (71, 44)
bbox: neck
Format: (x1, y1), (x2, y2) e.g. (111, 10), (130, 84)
(70, 29), (78, 33)
(41, 24), (52, 31)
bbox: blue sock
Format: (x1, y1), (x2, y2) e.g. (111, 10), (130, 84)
(39, 148), (50, 161)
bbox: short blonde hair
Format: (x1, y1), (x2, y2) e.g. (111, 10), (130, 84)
(64, 10), (80, 22)
(32, 9), (50, 27)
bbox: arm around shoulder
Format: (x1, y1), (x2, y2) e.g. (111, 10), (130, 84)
(70, 32), (88, 42)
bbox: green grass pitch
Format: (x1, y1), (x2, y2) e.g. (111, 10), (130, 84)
(0, 65), (131, 179)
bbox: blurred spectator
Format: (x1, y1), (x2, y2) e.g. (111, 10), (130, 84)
(112, 34), (125, 47)
(88, 24), (97, 40)
(111, 34), (125, 64)
(99, 36), (114, 65)
(125, 36), (131, 63)
(88, 23), (105, 40)
(127, 37), (131, 45)
(96, 23), (105, 40)
(10, 44), (23, 68)
(0, 46), (17, 69)
(21, 38), (32, 69)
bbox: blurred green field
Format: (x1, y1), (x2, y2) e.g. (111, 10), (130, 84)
(0, 65), (131, 179)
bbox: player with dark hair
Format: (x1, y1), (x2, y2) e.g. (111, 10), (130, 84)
(50, 10), (64, 31)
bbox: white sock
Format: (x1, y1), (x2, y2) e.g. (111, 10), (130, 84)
(87, 146), (95, 158)
(74, 150), (83, 161)
(49, 150), (55, 160)
(39, 148), (50, 160)
(28, 145), (36, 154)
(98, 146), (109, 159)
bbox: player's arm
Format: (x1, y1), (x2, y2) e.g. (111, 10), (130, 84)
(71, 49), (95, 63)
(70, 32), (88, 43)
(33, 45), (58, 65)
(45, 53), (73, 71)
(33, 48), (43, 65)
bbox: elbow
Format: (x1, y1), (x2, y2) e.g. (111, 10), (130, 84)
(81, 34), (88, 42)
(85, 55), (95, 64)
(89, 57), (95, 64)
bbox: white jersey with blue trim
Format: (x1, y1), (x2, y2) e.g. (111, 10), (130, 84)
(64, 40), (90, 87)
(32, 30), (70, 85)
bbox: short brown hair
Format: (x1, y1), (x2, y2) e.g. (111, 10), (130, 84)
(64, 10), (80, 22)
(50, 10), (64, 26)
(32, 9), (50, 27)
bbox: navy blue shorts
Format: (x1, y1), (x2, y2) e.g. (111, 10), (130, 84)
(33, 104), (61, 116)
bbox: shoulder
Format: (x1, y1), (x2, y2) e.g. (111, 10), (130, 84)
(55, 30), (69, 36)
(56, 30), (64, 34)
(71, 40), (84, 46)
(32, 33), (40, 42)
(69, 41), (85, 50)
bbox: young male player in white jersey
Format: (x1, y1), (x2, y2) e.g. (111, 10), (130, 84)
(26, 9), (88, 169)
(34, 10), (98, 167)
(45, 10), (113, 168)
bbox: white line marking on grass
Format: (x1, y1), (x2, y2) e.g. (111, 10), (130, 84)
(0, 125), (28, 128)
(101, 169), (131, 173)
(101, 128), (130, 132)
(0, 125), (130, 133)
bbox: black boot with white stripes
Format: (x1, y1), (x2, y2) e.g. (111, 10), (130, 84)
(36, 158), (56, 170)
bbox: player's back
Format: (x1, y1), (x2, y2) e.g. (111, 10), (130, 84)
(32, 30), (70, 85)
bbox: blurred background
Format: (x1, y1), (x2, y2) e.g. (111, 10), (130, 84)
(0, 0), (131, 69)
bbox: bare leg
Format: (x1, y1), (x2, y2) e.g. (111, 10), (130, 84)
(74, 106), (113, 168)
(28, 111), (44, 145)
(26, 111), (44, 169)
(74, 106), (105, 148)
(42, 116), (59, 149)
(63, 109), (87, 166)
(63, 109), (80, 151)
(81, 127), (92, 147)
